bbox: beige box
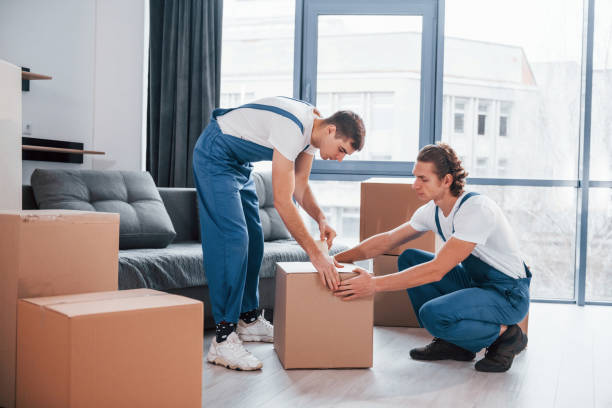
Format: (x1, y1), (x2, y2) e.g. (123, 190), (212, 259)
(0, 210), (119, 408)
(17, 289), (203, 408)
(373, 255), (420, 327)
(360, 179), (435, 256)
(274, 262), (373, 369)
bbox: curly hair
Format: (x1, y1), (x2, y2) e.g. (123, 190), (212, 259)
(416, 143), (468, 197)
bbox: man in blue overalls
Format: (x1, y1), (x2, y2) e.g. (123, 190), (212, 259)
(193, 96), (365, 371)
(333, 143), (531, 373)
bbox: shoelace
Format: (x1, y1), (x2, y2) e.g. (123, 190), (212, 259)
(225, 335), (255, 359)
(256, 315), (273, 329)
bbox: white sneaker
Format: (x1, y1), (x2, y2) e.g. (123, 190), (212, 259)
(237, 314), (274, 343)
(206, 332), (263, 371)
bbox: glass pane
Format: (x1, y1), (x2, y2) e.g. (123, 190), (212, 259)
(220, 0), (294, 100)
(299, 180), (361, 247)
(317, 15), (423, 162)
(467, 185), (577, 300)
(590, 0), (612, 181)
(442, 0), (583, 179)
(219, 0), (295, 173)
(586, 188), (612, 301)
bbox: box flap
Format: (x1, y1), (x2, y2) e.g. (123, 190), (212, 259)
(0, 210), (119, 223)
(362, 177), (416, 184)
(20, 289), (201, 318)
(276, 262), (368, 280)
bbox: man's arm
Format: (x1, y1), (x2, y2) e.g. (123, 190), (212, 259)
(334, 223), (426, 263)
(272, 149), (340, 290)
(334, 237), (476, 300)
(293, 152), (337, 246)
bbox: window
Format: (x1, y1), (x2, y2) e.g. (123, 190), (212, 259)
(454, 113), (465, 133)
(498, 158), (508, 177)
(454, 98), (467, 133)
(469, 185), (577, 300)
(499, 116), (508, 137)
(475, 157), (488, 175)
(477, 101), (489, 136)
(442, 0), (582, 179)
(220, 0), (295, 103)
(499, 101), (511, 137)
(477, 114), (486, 135)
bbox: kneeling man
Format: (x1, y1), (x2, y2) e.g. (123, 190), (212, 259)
(334, 143), (531, 372)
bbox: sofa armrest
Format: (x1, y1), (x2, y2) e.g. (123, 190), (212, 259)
(158, 188), (200, 242)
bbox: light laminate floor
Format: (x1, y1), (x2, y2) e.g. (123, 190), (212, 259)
(201, 303), (612, 408)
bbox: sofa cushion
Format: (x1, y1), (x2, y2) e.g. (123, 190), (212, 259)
(31, 169), (176, 249)
(252, 171), (291, 241)
(118, 240), (349, 290)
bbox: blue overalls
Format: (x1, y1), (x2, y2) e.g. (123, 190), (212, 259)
(399, 192), (532, 353)
(192, 103), (307, 324)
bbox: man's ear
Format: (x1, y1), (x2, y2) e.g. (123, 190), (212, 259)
(444, 173), (453, 187)
(328, 124), (336, 136)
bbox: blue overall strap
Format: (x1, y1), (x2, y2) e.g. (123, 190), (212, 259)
(434, 192), (480, 242)
(214, 103), (305, 133)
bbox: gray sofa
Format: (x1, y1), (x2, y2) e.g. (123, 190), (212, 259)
(22, 170), (348, 328)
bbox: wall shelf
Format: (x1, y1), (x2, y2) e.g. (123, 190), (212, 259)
(22, 145), (105, 155)
(21, 71), (52, 80)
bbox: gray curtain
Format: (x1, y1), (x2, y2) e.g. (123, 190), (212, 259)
(147, 0), (223, 187)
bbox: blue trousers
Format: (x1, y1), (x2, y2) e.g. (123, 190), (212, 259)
(400, 249), (531, 353)
(192, 115), (273, 324)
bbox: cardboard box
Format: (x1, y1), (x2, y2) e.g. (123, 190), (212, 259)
(274, 262), (373, 369)
(360, 178), (435, 256)
(0, 210), (119, 408)
(17, 289), (203, 408)
(373, 255), (420, 327)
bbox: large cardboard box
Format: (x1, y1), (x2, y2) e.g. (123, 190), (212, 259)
(373, 255), (420, 327)
(0, 210), (119, 408)
(274, 262), (373, 369)
(360, 178), (435, 256)
(17, 289), (203, 408)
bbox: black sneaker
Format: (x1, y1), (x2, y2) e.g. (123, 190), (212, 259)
(475, 324), (528, 372)
(410, 337), (476, 361)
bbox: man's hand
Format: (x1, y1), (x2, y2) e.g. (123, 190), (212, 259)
(311, 252), (342, 291)
(333, 267), (375, 300)
(318, 219), (337, 248)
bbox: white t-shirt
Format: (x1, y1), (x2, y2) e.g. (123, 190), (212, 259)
(216, 96), (319, 161)
(408, 192), (527, 279)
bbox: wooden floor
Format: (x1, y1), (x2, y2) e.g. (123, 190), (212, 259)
(201, 303), (612, 408)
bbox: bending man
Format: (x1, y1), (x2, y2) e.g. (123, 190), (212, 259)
(193, 96), (365, 371)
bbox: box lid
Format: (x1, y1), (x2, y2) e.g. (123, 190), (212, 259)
(0, 210), (119, 224)
(276, 262), (368, 280)
(362, 177), (416, 185)
(20, 289), (201, 318)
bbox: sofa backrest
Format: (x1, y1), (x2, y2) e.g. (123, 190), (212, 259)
(23, 170), (291, 244)
(252, 172), (291, 241)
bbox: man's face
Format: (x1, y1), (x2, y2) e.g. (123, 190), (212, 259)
(412, 161), (446, 201)
(319, 125), (356, 162)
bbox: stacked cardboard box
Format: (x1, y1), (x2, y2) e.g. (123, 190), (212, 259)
(274, 262), (373, 369)
(361, 179), (433, 327)
(17, 289), (203, 408)
(0, 210), (119, 408)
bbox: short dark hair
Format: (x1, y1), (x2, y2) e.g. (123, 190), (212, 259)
(416, 142), (468, 197)
(323, 111), (365, 151)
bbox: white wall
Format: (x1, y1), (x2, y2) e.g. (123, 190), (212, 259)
(0, 60), (22, 210)
(0, 0), (146, 184)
